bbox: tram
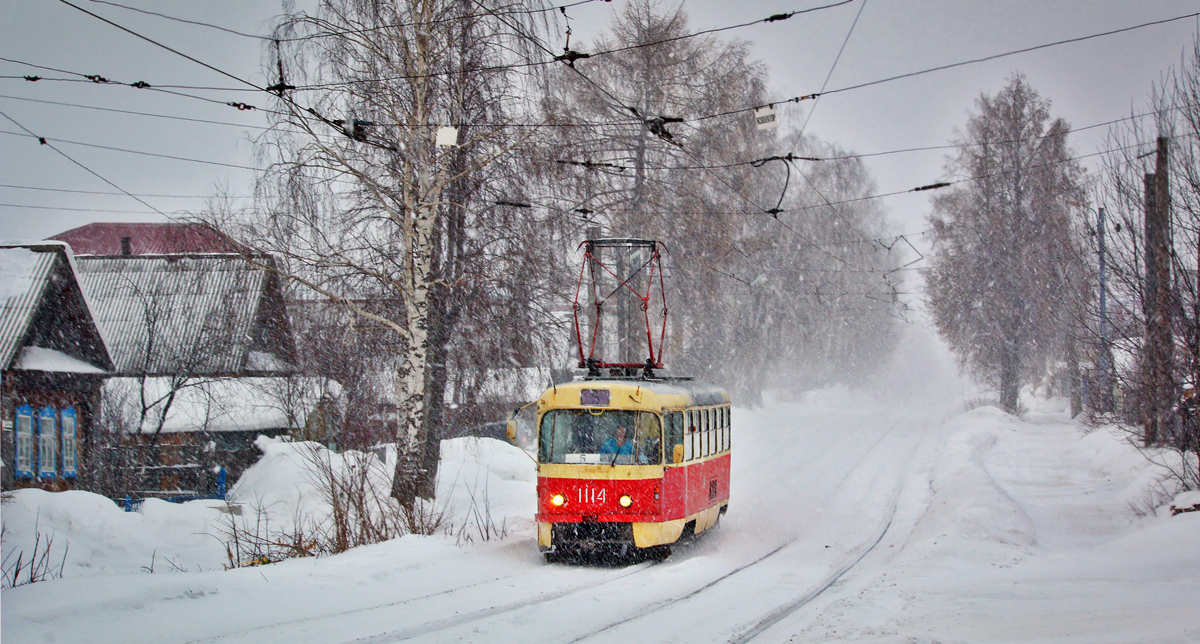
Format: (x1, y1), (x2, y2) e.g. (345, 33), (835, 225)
(509, 238), (731, 560)
(528, 377), (730, 560)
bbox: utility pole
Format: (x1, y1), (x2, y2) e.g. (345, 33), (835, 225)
(586, 226), (603, 373)
(1097, 207), (1115, 412)
(1142, 136), (1174, 446)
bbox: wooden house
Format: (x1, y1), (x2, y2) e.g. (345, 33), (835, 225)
(1, 242), (114, 491)
(48, 223), (311, 497)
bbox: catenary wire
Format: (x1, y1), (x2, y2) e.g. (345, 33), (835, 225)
(0, 108), (166, 215)
(686, 11), (1200, 125)
(0, 129), (259, 170)
(85, 0), (605, 43)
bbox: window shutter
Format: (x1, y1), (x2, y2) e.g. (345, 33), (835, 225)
(61, 407), (77, 478)
(15, 405), (34, 478)
(38, 406), (56, 480)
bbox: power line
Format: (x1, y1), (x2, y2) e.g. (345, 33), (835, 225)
(688, 11), (1200, 125)
(0, 202), (178, 214)
(280, 1), (856, 91)
(555, 103), (1191, 173)
(55, 0), (266, 93)
(0, 93), (273, 130)
(0, 109), (166, 216)
(795, 0), (867, 138)
(27, 7), (1196, 135)
(0, 183), (252, 199)
(0, 129), (259, 170)
(86, 0), (605, 43)
(0, 56), (260, 92)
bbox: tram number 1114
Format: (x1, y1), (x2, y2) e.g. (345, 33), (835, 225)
(579, 487), (606, 504)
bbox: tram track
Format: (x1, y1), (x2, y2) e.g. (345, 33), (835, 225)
(192, 411), (929, 644)
(349, 562), (654, 644)
(357, 411), (900, 644)
(556, 422), (924, 644)
(725, 497), (897, 643)
(184, 561), (651, 644)
(726, 415), (935, 643)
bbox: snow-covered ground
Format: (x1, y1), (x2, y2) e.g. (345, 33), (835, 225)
(3, 326), (1198, 643)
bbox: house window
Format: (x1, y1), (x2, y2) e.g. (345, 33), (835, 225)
(61, 407), (77, 478)
(15, 405), (34, 478)
(38, 406), (56, 480)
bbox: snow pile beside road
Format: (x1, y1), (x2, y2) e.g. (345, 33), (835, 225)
(228, 435), (536, 541)
(792, 403), (1200, 643)
(905, 407), (1037, 568)
(1, 489), (229, 578)
(1, 436), (536, 584)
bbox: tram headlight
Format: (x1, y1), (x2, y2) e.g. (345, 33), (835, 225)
(619, 495), (633, 508)
(550, 493), (565, 507)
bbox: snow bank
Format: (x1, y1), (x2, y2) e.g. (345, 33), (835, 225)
(227, 435), (536, 538)
(1, 489), (228, 578)
(904, 407), (1038, 568)
(1, 435), (536, 584)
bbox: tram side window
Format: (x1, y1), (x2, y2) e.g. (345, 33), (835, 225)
(691, 410), (700, 460)
(700, 410), (710, 453)
(727, 406), (733, 451)
(667, 411), (684, 464)
(703, 408), (711, 457)
(722, 406), (729, 451)
(710, 409), (717, 456)
(717, 407), (724, 453)
(719, 406), (726, 452)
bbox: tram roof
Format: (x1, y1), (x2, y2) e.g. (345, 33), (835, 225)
(538, 378), (730, 411)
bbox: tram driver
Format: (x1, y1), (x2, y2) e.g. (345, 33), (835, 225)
(600, 426), (634, 457)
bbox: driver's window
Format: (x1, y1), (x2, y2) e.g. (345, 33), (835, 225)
(635, 412), (662, 464)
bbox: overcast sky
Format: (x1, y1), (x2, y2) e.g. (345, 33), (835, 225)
(2, 1), (1197, 251)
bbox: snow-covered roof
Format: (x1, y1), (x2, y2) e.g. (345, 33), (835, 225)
(75, 254), (294, 376)
(14, 346), (107, 374)
(0, 242), (113, 373)
(104, 376), (337, 434)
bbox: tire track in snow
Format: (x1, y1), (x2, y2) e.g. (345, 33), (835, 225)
(348, 410), (902, 644)
(183, 563), (648, 644)
(726, 417), (934, 643)
(558, 423), (918, 644)
(349, 562), (653, 643)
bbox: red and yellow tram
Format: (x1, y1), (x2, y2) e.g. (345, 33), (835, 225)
(529, 378), (731, 560)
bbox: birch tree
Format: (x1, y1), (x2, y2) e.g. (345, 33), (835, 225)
(211, 0), (552, 505)
(926, 74), (1089, 413)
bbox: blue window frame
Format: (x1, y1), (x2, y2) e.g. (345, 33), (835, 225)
(61, 407), (77, 478)
(38, 406), (56, 480)
(14, 404), (34, 478)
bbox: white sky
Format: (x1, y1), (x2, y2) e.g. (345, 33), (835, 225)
(1, 1), (1197, 249)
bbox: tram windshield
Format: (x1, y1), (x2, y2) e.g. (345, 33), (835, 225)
(538, 409), (663, 465)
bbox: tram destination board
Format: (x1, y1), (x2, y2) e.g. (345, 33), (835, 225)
(580, 389), (610, 406)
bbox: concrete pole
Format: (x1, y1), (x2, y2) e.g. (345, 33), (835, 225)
(1142, 136), (1174, 446)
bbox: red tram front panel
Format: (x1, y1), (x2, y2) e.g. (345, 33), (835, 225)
(536, 454), (730, 525)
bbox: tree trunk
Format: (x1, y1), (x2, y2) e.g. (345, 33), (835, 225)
(392, 202), (435, 506)
(999, 339), (1021, 414)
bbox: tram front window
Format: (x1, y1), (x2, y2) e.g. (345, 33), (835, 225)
(539, 409), (662, 465)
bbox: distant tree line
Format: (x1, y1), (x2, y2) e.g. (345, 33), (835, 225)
(924, 39), (1200, 489)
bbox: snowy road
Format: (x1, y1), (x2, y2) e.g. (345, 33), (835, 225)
(5, 328), (1199, 643)
(141, 393), (939, 644)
